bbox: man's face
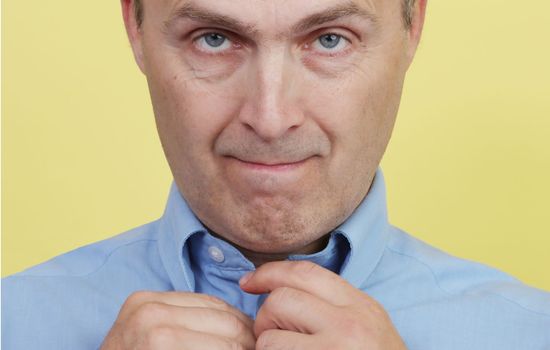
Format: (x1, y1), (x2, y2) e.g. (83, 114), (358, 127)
(128, 0), (421, 254)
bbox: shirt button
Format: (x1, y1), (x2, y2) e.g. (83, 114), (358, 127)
(208, 246), (225, 263)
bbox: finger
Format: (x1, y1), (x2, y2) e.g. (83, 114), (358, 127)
(240, 261), (360, 306)
(122, 291), (253, 327)
(156, 292), (254, 328)
(254, 287), (336, 337)
(129, 303), (256, 348)
(256, 329), (313, 350)
(141, 326), (254, 350)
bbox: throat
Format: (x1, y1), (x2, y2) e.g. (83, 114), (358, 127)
(208, 230), (331, 267)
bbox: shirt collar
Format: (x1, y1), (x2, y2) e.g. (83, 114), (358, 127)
(336, 168), (390, 288)
(158, 168), (390, 291)
(158, 183), (205, 291)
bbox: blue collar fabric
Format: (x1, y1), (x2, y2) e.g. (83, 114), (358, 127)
(157, 168), (390, 291)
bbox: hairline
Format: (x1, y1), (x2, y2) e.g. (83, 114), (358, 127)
(133, 0), (416, 29)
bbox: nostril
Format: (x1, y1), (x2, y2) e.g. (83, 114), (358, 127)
(289, 125), (300, 131)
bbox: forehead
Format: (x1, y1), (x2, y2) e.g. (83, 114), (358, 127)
(153, 0), (387, 33)
(160, 0), (378, 14)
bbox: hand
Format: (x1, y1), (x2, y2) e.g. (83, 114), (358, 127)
(100, 291), (256, 349)
(240, 261), (407, 350)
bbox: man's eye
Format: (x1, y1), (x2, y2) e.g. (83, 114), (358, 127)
(195, 32), (232, 53)
(313, 33), (349, 53)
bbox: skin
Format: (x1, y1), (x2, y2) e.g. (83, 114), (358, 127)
(100, 291), (256, 349)
(241, 260), (408, 349)
(101, 0), (427, 348)
(125, 0), (425, 259)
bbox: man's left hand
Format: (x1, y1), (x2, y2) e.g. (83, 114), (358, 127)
(240, 261), (407, 350)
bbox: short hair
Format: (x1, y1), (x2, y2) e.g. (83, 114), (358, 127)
(133, 0), (416, 29)
(402, 0), (416, 29)
(133, 0), (143, 27)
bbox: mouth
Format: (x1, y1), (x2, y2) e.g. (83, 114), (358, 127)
(226, 156), (312, 172)
(221, 155), (318, 193)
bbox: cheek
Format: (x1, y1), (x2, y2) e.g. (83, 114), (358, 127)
(148, 47), (236, 125)
(302, 72), (375, 150)
(302, 56), (404, 170)
(145, 54), (246, 172)
(145, 37), (244, 123)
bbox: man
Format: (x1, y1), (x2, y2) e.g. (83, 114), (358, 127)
(2, 0), (549, 349)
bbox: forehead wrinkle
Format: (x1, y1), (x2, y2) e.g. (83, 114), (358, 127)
(289, 0), (379, 35)
(164, 1), (259, 37)
(163, 0), (378, 40)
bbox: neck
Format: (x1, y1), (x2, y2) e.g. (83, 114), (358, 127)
(208, 231), (330, 267)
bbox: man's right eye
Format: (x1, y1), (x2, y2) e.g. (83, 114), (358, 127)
(194, 32), (232, 53)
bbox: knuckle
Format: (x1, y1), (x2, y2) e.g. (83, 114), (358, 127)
(145, 326), (176, 348)
(221, 311), (246, 337)
(360, 296), (388, 318)
(202, 293), (228, 308)
(131, 302), (168, 328)
(125, 290), (153, 306)
(232, 318), (248, 338)
(369, 299), (387, 315)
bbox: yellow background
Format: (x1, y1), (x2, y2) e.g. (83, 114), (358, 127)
(2, 1), (549, 290)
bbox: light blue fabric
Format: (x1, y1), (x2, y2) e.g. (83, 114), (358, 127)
(3, 170), (550, 349)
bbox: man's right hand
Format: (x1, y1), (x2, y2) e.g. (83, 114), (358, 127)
(100, 291), (255, 349)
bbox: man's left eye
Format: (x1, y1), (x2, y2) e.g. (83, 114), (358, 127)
(313, 34), (349, 53)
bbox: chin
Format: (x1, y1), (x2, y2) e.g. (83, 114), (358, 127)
(227, 213), (327, 254)
(240, 236), (313, 254)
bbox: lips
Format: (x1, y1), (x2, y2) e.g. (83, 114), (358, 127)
(222, 155), (316, 194)
(214, 132), (331, 169)
(228, 156), (310, 171)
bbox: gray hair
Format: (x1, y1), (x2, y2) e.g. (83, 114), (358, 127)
(402, 0), (417, 29)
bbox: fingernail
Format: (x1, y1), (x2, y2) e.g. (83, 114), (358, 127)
(239, 271), (254, 285)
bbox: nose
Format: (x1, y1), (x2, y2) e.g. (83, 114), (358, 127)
(238, 47), (305, 142)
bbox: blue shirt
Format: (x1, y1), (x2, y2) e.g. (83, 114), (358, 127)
(3, 170), (550, 349)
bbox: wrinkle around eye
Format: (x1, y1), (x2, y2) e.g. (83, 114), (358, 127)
(305, 39), (355, 59)
(162, 24), (243, 57)
(299, 26), (362, 59)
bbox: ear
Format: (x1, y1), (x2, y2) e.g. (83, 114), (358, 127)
(405, 0), (428, 65)
(121, 0), (146, 74)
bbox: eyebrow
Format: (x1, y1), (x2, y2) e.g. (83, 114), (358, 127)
(164, 1), (378, 38)
(292, 2), (379, 34)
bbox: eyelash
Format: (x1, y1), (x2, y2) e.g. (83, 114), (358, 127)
(192, 31), (241, 56)
(305, 33), (353, 57)
(190, 30), (353, 57)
